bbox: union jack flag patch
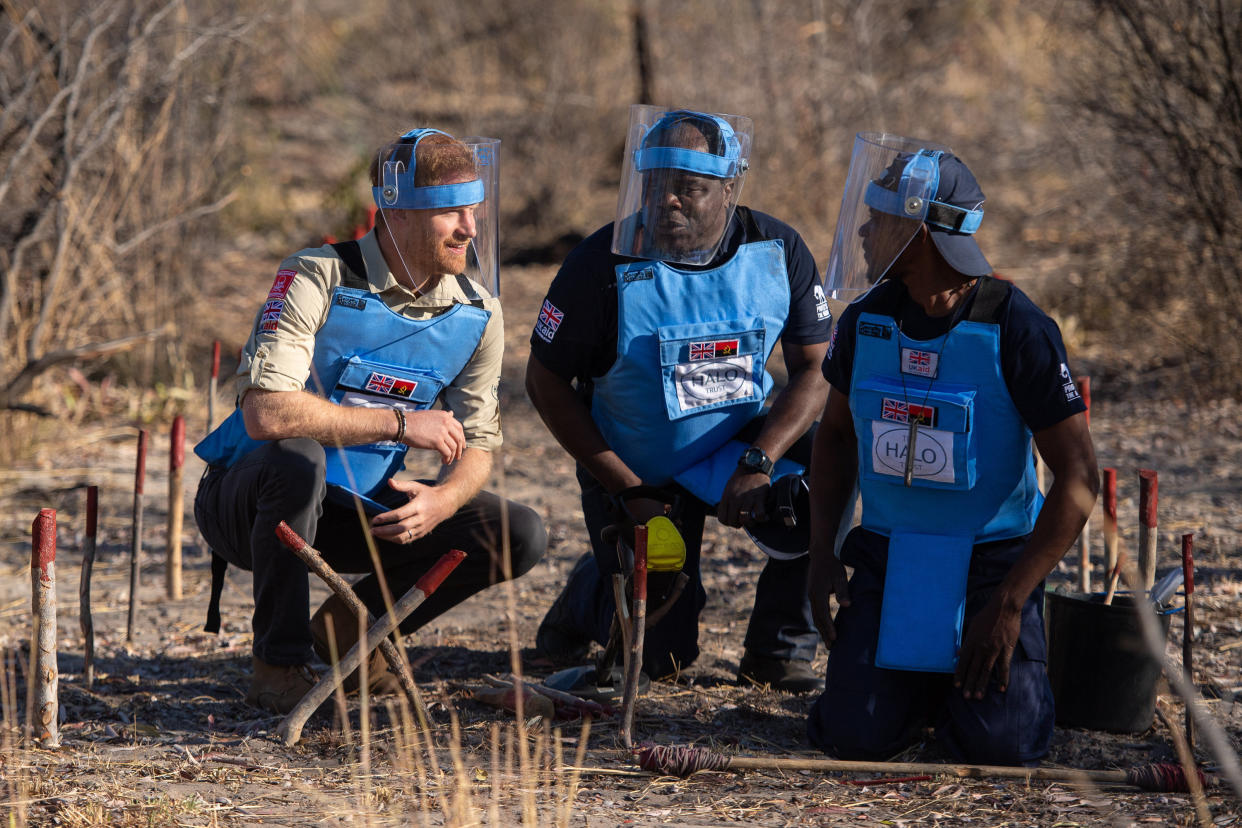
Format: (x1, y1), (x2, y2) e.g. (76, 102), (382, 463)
(901, 348), (939, 378)
(688, 339), (740, 360)
(535, 299), (564, 343)
(365, 372), (396, 394)
(881, 397), (937, 426)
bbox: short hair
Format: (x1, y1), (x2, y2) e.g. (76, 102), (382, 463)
(644, 112), (729, 156)
(370, 132), (476, 189)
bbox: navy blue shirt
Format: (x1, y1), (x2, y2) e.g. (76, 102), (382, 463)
(531, 207), (831, 385)
(823, 277), (1086, 432)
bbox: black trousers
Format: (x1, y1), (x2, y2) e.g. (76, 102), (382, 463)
(194, 438), (547, 665)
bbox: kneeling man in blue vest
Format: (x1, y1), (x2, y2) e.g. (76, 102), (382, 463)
(806, 134), (1098, 765)
(195, 129), (547, 714)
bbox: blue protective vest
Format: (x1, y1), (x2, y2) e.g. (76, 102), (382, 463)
(591, 236), (790, 487)
(195, 259), (490, 503)
(847, 281), (1042, 672)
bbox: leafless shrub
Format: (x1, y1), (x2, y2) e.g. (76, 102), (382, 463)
(0, 0), (260, 413)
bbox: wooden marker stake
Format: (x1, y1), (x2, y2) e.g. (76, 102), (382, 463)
(1076, 376), (1092, 593)
(79, 486), (98, 688)
(207, 340), (220, 436)
(1138, 469), (1158, 592)
(1102, 468), (1118, 575)
(31, 508), (59, 747)
(127, 430), (148, 644)
(167, 416), (185, 599)
(1181, 533), (1196, 751)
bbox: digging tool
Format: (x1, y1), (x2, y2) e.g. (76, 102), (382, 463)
(79, 486), (98, 688)
(620, 525), (647, 749)
(207, 340), (220, 435)
(1076, 376), (1092, 593)
(126, 429), (148, 644)
(167, 415), (185, 600)
(1138, 469), (1158, 591)
(1102, 468), (1118, 574)
(31, 508), (59, 748)
(634, 744), (1210, 792)
(275, 523), (464, 746)
(275, 522), (428, 723)
(1181, 533), (1196, 750)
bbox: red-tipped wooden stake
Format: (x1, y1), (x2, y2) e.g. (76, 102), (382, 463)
(1103, 552), (1126, 606)
(207, 340), (220, 436)
(127, 430), (148, 644)
(1138, 469), (1158, 591)
(79, 486), (98, 688)
(621, 525), (648, 750)
(167, 416), (185, 599)
(1076, 377), (1092, 593)
(1181, 533), (1196, 751)
(1102, 468), (1118, 575)
(31, 508), (59, 747)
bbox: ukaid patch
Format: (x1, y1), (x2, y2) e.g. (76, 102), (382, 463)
(535, 299), (564, 343)
(901, 347), (939, 378)
(260, 298), (285, 333)
(674, 354), (755, 412)
(870, 420), (955, 484)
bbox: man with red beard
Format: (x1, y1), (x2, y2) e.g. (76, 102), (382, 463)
(194, 129), (546, 713)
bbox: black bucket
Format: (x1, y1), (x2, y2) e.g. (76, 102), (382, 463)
(1044, 592), (1172, 733)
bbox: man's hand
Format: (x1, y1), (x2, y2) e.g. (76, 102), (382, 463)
(370, 478), (458, 543)
(717, 470), (771, 527)
(808, 552), (851, 647)
(954, 596), (1022, 699)
(401, 410), (465, 465)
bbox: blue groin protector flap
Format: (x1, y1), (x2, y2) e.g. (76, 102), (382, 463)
(673, 439), (803, 505)
(875, 531), (973, 673)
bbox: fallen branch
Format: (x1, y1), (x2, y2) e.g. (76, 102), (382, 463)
(275, 522), (426, 723)
(634, 744), (1211, 793)
(274, 522), (464, 746)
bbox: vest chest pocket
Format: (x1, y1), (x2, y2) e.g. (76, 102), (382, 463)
(853, 377), (977, 491)
(329, 357), (445, 424)
(657, 319), (765, 421)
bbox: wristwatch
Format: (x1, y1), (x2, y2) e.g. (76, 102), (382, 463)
(737, 445), (774, 476)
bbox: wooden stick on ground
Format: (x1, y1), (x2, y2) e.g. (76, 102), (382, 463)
(274, 522), (427, 723)
(1181, 532), (1196, 751)
(1102, 467), (1118, 575)
(126, 429), (148, 644)
(79, 486), (98, 688)
(1103, 552), (1126, 606)
(275, 522), (465, 746)
(31, 508), (59, 748)
(167, 415), (184, 600)
(1138, 469), (1158, 592)
(1076, 377), (1092, 593)
(621, 525), (647, 750)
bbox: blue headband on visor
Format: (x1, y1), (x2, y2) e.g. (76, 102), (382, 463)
(633, 112), (744, 178)
(372, 128), (484, 210)
(864, 149), (983, 234)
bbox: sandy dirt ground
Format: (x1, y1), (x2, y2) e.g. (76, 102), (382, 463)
(2, 263), (1241, 826)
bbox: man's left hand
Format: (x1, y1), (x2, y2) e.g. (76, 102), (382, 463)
(954, 597), (1022, 700)
(717, 470), (770, 528)
(371, 479), (457, 543)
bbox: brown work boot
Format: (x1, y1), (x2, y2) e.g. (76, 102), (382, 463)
(309, 594), (402, 696)
(245, 657), (318, 714)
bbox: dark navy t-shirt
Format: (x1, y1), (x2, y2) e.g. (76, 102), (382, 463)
(530, 208), (831, 385)
(823, 277), (1086, 432)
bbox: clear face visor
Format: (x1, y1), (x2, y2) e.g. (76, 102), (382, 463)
(822, 133), (954, 300)
(373, 129), (501, 297)
(611, 105), (752, 266)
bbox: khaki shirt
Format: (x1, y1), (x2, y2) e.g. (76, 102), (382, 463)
(235, 230), (503, 451)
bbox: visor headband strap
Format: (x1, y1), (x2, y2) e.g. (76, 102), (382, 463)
(373, 128), (482, 210)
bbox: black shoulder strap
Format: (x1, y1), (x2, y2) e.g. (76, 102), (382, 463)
(966, 275), (1008, 324)
(330, 240), (370, 291)
(204, 551), (228, 634)
(735, 205), (765, 242)
(454, 273), (487, 309)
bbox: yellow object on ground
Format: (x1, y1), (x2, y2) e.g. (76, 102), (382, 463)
(645, 515), (686, 572)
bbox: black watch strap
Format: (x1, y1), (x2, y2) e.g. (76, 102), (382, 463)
(738, 445), (774, 476)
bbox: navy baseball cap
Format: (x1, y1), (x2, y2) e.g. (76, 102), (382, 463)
(928, 154), (992, 277)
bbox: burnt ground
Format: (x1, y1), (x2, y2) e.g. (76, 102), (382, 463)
(1, 264), (1241, 826)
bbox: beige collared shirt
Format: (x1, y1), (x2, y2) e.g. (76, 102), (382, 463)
(235, 230), (503, 451)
